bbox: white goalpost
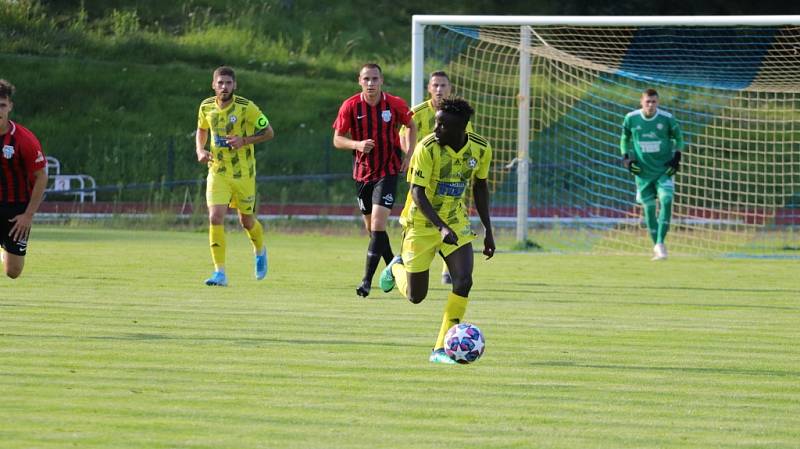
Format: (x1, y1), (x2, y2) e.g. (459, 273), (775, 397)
(412, 15), (800, 256)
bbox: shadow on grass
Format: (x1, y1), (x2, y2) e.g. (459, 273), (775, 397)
(531, 360), (800, 379)
(0, 332), (421, 348)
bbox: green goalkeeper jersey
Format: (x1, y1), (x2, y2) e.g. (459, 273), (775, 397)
(620, 108), (684, 180)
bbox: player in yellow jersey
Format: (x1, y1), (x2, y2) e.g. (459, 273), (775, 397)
(196, 66), (274, 286)
(380, 98), (495, 364)
(401, 71), (475, 286)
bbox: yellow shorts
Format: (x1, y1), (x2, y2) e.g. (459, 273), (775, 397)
(401, 224), (476, 274)
(206, 172), (257, 214)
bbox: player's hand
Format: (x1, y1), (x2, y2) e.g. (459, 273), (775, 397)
(622, 154), (641, 175)
(664, 151), (682, 176)
(355, 139), (375, 154)
(439, 225), (458, 245)
(226, 135), (246, 149)
(483, 232), (496, 260)
(196, 149), (212, 163)
(400, 155), (411, 173)
(8, 212), (33, 243)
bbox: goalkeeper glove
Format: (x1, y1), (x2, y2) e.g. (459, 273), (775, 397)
(622, 154), (641, 175)
(665, 151), (682, 176)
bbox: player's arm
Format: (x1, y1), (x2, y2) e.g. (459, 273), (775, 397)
(227, 125), (274, 149)
(227, 109), (275, 149)
(619, 117), (641, 175)
(195, 128), (212, 163)
(472, 177), (495, 259)
(333, 129), (374, 153)
(665, 117), (684, 176)
(401, 120), (417, 172)
(9, 168), (47, 242)
(410, 183), (458, 245)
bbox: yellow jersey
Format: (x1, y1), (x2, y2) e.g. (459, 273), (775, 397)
(197, 94), (270, 179)
(400, 131), (492, 232)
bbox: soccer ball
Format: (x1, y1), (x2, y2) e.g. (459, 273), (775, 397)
(444, 323), (485, 364)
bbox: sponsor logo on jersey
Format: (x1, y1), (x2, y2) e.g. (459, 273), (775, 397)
(642, 132), (658, 139)
(381, 110), (392, 123)
(256, 115), (268, 129)
(414, 169), (425, 179)
(214, 136), (231, 148)
(2, 145), (14, 159)
(436, 181), (466, 197)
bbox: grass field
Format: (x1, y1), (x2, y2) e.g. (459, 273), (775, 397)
(2, 226), (799, 449)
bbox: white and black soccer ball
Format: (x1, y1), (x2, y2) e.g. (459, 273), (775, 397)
(444, 323), (485, 364)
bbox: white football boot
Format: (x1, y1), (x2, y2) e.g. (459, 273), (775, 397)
(651, 243), (668, 261)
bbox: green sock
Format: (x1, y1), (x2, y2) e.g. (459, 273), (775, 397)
(657, 199), (673, 244)
(643, 202), (658, 244)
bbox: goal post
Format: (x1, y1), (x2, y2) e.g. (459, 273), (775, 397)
(411, 15), (800, 256)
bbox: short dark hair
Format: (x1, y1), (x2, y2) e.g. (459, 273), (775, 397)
(438, 97), (474, 124)
(360, 63), (382, 75)
(213, 66), (236, 80)
(429, 71), (449, 81)
(0, 79), (16, 100)
(643, 88), (658, 97)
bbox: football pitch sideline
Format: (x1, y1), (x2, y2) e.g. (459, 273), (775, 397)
(1, 227), (799, 449)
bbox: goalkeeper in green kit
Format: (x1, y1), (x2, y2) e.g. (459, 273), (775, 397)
(620, 88), (684, 260)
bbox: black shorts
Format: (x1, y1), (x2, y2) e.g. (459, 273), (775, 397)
(355, 175), (398, 215)
(0, 203), (29, 256)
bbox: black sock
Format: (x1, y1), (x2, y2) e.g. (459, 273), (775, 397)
(374, 230), (394, 264)
(363, 231), (384, 283)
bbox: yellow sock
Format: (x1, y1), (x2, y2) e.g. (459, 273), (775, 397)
(245, 219), (265, 253)
(433, 292), (468, 351)
(391, 263), (409, 299)
(209, 224), (226, 271)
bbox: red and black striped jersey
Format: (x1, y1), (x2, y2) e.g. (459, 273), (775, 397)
(332, 92), (412, 182)
(0, 121), (46, 204)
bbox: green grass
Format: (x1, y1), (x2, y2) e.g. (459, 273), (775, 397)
(2, 227), (799, 448)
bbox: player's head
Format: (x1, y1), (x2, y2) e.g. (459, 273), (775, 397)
(0, 79), (15, 130)
(358, 63), (383, 98)
(427, 71), (452, 106)
(640, 88), (659, 117)
(212, 66), (237, 103)
(434, 97), (474, 147)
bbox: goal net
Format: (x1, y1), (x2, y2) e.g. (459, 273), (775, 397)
(412, 16), (800, 257)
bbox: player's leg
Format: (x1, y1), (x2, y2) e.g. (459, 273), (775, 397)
(357, 176), (398, 297)
(1, 206), (27, 279)
(205, 173), (230, 286)
(355, 181), (376, 297)
(3, 252), (24, 279)
(380, 227), (437, 303)
(432, 242), (473, 353)
(239, 212), (268, 280)
(235, 178), (267, 280)
(440, 259), (452, 285)
(636, 177), (659, 246)
(654, 175), (675, 259)
(372, 175), (398, 265)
